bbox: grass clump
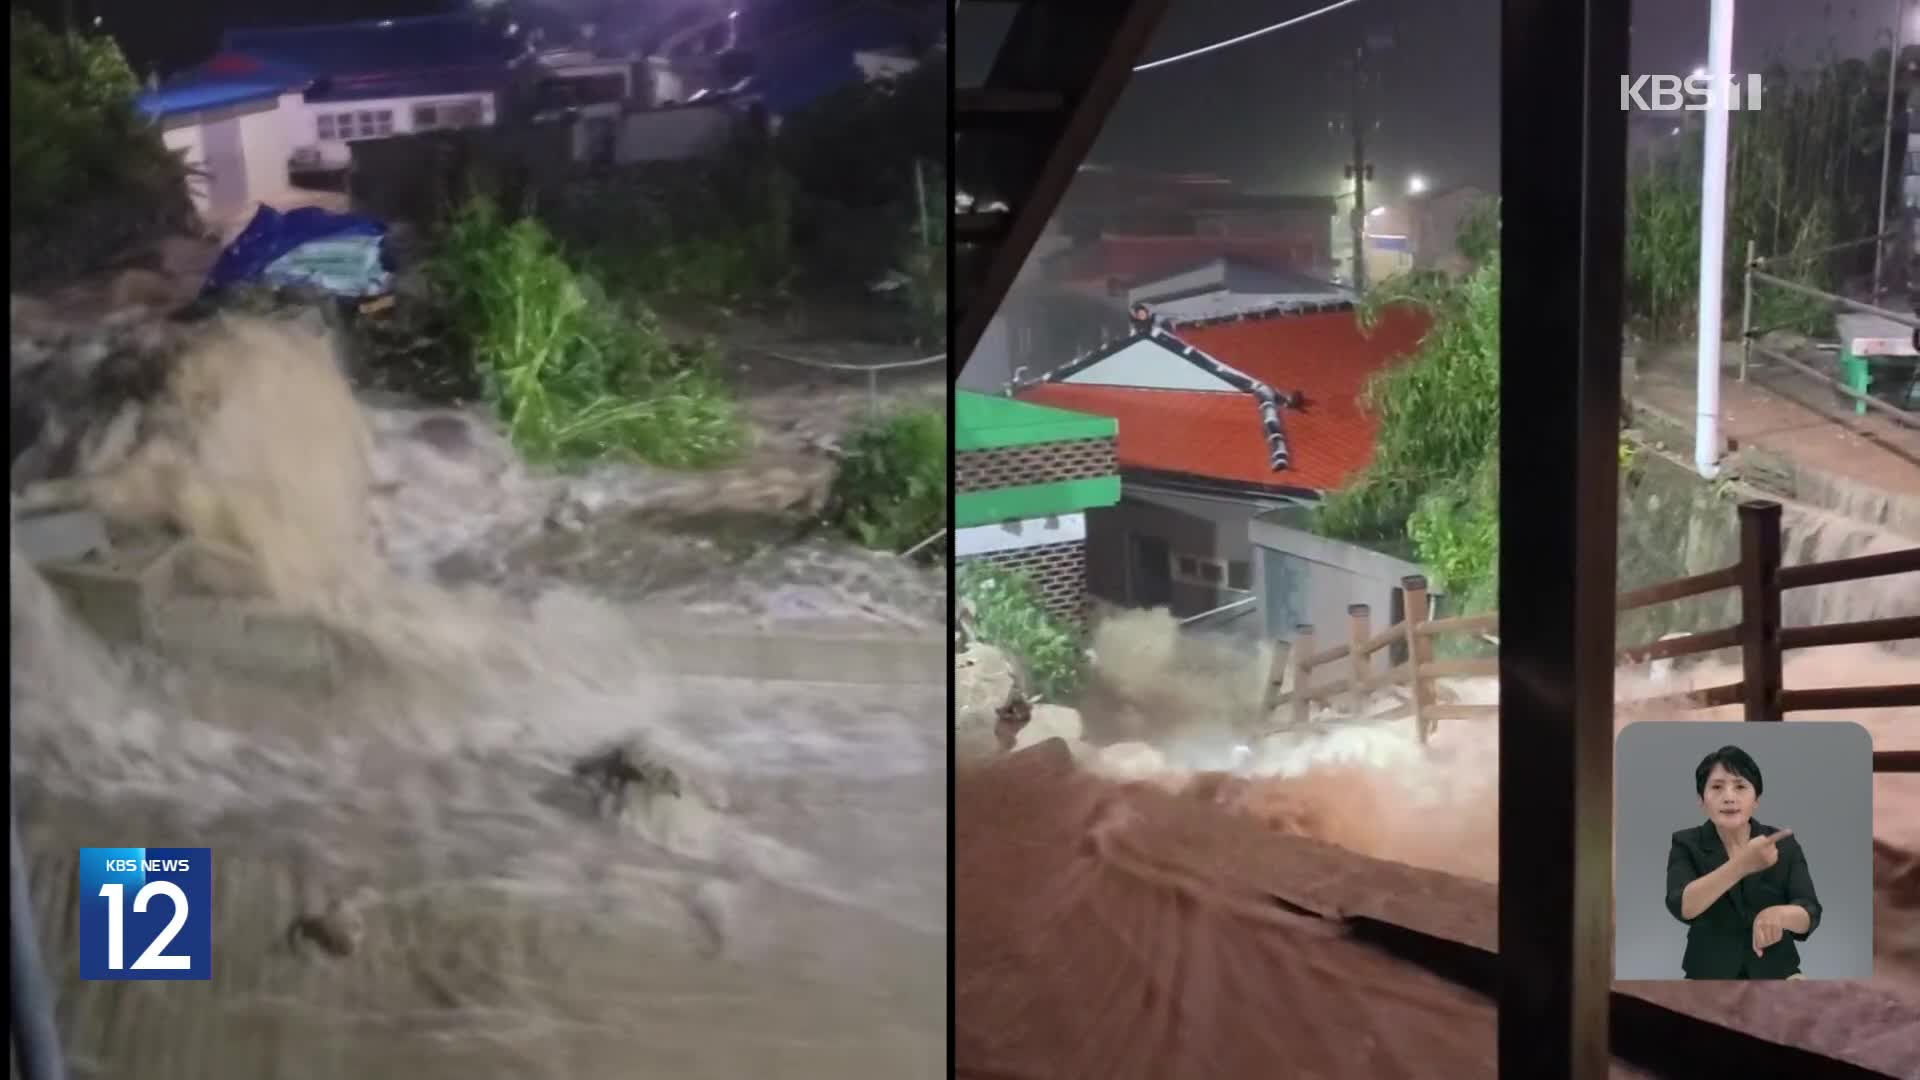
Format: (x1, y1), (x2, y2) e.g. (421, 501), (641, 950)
(958, 563), (1082, 702)
(430, 196), (744, 466)
(822, 406), (946, 554)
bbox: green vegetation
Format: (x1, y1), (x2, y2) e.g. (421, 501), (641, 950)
(1626, 51), (1901, 342)
(430, 197), (743, 466)
(822, 406), (947, 554)
(540, 143), (796, 306)
(1314, 246), (1502, 608)
(11, 11), (190, 282)
(532, 60), (945, 334)
(958, 563), (1083, 702)
(11, 11), (174, 224)
(777, 62), (946, 340)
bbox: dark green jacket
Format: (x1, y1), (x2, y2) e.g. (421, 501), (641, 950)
(1664, 819), (1822, 980)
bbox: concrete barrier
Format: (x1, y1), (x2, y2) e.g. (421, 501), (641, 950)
(33, 540), (942, 687)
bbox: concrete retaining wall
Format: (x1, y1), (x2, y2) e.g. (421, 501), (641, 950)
(30, 536), (942, 687)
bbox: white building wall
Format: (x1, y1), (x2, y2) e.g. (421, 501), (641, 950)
(237, 92), (306, 201)
(296, 92), (497, 167)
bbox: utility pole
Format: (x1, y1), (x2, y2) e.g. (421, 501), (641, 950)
(1348, 41), (1370, 292)
(1873, 2), (1904, 304)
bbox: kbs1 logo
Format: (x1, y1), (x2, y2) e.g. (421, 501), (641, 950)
(78, 848), (212, 981)
(1620, 73), (1766, 112)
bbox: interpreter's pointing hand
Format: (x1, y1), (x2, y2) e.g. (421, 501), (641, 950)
(1733, 828), (1791, 876)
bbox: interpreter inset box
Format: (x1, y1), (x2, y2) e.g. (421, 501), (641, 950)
(1614, 721), (1873, 981)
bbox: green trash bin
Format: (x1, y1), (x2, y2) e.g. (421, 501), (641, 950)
(1838, 347), (1873, 416)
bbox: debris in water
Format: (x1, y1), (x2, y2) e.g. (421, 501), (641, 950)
(574, 741), (683, 820)
(286, 891), (370, 959)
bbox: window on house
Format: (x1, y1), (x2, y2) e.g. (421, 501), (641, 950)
(319, 110), (394, 140)
(414, 105), (438, 128)
(1170, 553), (1255, 592)
(1227, 561), (1252, 591)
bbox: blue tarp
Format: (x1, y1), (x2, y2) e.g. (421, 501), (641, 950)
(204, 205), (392, 298)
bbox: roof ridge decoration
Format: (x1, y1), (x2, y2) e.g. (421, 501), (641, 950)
(1161, 297), (1356, 331)
(1020, 320), (1308, 473)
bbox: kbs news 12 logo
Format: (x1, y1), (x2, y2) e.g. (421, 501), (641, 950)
(78, 848), (213, 981)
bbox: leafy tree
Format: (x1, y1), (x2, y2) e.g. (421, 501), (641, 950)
(1314, 255), (1500, 561)
(10, 11), (177, 228)
(1625, 49), (1903, 341)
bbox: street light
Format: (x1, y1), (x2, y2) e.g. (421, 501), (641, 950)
(1408, 174), (1428, 194)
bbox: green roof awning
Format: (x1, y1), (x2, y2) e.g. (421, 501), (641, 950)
(956, 390), (1117, 452)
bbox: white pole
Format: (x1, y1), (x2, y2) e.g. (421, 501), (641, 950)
(1695, 0), (1737, 480)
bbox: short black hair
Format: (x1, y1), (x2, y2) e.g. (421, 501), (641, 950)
(1694, 745), (1764, 799)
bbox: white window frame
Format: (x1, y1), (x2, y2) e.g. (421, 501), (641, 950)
(1170, 552), (1253, 592)
(317, 109), (394, 141)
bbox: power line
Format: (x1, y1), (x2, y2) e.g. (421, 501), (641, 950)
(1133, 0), (1367, 73)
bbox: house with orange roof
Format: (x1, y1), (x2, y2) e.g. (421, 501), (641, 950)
(1014, 302), (1435, 642)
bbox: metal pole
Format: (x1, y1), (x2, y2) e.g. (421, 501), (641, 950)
(913, 158), (931, 256)
(1874, 12), (1901, 304)
(1740, 238), (1755, 382)
(1694, 0), (1737, 480)
(1349, 43), (1370, 293)
(11, 804), (67, 1080)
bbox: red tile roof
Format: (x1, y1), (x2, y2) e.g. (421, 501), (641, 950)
(1016, 306), (1431, 494)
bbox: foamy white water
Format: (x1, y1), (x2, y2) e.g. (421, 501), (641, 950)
(10, 314), (945, 1078)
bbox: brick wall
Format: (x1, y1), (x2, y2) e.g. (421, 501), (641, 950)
(961, 540), (1088, 628)
(956, 436), (1117, 493)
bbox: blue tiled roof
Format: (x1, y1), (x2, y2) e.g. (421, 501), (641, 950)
(136, 80), (290, 119)
(135, 55), (315, 120)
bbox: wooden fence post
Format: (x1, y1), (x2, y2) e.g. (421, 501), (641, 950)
(1290, 624), (1315, 726)
(1737, 500), (1784, 721)
(1348, 603), (1371, 714)
(1403, 575), (1433, 742)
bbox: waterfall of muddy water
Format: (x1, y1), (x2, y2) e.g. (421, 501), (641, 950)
(10, 314), (944, 1078)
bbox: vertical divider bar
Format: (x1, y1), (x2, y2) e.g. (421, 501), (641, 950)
(1737, 500), (1785, 720)
(1498, 0), (1632, 1076)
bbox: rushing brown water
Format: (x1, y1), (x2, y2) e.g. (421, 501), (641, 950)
(955, 609), (1920, 1075)
(11, 315), (945, 1079)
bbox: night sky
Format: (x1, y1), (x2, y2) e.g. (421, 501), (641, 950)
(27, 0), (935, 86)
(959, 0), (1911, 201)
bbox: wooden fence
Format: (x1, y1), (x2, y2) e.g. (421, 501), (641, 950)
(1269, 501), (1920, 772)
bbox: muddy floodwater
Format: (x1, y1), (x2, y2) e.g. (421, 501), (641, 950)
(10, 312), (947, 1079)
